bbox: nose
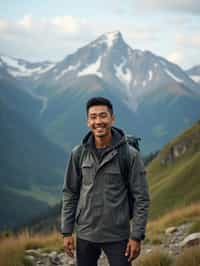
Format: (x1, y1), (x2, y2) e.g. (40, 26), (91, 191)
(95, 116), (102, 123)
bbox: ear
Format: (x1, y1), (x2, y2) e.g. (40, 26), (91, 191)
(111, 115), (115, 126)
(87, 117), (90, 128)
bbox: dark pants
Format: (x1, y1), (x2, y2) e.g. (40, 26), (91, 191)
(76, 238), (131, 266)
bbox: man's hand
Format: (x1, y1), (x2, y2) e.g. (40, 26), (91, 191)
(125, 239), (141, 262)
(63, 235), (75, 258)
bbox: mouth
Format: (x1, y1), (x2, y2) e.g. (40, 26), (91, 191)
(94, 124), (106, 130)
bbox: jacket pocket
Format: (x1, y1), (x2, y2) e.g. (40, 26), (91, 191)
(81, 161), (94, 185)
(104, 168), (122, 186)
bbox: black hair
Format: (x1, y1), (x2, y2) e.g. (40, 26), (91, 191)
(86, 97), (113, 115)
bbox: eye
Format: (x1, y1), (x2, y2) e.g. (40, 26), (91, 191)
(89, 115), (96, 120)
(99, 113), (108, 118)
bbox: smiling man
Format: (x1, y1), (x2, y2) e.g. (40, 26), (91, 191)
(61, 97), (150, 266)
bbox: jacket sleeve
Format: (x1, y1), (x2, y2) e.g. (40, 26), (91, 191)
(129, 150), (150, 240)
(61, 146), (81, 236)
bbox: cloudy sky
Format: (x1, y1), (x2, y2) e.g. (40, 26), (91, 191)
(0, 0), (199, 69)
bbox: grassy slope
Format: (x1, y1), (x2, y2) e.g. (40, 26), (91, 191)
(147, 120), (200, 220)
(6, 184), (62, 206)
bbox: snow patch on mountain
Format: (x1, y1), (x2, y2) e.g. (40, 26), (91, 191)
(78, 57), (102, 78)
(190, 75), (200, 83)
(1, 55), (21, 69)
(1, 55), (55, 77)
(37, 64), (55, 74)
(142, 81), (147, 87)
(56, 62), (80, 80)
(27, 89), (48, 114)
(165, 69), (183, 83)
(114, 57), (132, 88)
(105, 31), (120, 48)
(149, 70), (153, 81)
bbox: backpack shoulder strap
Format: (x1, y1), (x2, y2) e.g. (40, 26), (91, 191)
(73, 144), (86, 176)
(118, 142), (137, 183)
(119, 143), (131, 184)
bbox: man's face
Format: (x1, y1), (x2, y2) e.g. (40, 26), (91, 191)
(87, 105), (115, 138)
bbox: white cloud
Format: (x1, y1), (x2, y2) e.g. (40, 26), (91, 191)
(167, 51), (184, 65)
(0, 19), (8, 32)
(191, 35), (200, 46)
(51, 16), (81, 33)
(175, 32), (200, 48)
(18, 15), (33, 29)
(135, 0), (200, 14)
(0, 15), (95, 61)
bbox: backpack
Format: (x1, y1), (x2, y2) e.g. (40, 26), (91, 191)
(74, 135), (141, 220)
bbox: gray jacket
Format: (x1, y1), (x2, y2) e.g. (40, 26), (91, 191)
(61, 127), (150, 242)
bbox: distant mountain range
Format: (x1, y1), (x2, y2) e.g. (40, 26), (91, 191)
(1, 31), (200, 230)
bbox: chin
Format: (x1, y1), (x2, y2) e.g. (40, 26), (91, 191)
(95, 133), (106, 137)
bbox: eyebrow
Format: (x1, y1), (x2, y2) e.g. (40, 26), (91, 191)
(89, 111), (108, 116)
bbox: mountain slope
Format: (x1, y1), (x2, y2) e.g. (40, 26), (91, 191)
(0, 99), (66, 188)
(0, 187), (49, 231)
(0, 96), (67, 230)
(148, 120), (200, 220)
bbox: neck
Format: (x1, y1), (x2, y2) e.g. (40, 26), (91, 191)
(94, 132), (112, 148)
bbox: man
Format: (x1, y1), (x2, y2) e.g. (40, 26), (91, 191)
(61, 97), (150, 266)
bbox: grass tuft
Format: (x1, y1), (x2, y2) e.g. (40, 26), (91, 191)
(188, 220), (200, 234)
(147, 202), (200, 239)
(0, 230), (63, 266)
(134, 249), (173, 266)
(175, 246), (200, 266)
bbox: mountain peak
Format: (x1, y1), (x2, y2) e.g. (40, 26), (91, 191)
(94, 31), (124, 49)
(104, 31), (122, 40)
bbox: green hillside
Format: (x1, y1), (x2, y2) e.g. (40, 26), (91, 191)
(0, 95), (67, 230)
(148, 119), (200, 220)
(0, 187), (49, 231)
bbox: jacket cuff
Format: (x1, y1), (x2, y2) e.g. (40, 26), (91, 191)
(62, 233), (73, 237)
(130, 232), (145, 241)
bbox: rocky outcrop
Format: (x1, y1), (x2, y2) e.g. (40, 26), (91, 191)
(24, 223), (200, 266)
(160, 127), (200, 166)
(160, 140), (191, 165)
(24, 249), (109, 266)
(180, 232), (200, 248)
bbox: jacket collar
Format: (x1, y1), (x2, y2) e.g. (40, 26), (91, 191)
(82, 127), (126, 151)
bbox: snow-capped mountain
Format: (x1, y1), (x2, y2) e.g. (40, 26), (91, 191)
(0, 55), (55, 79)
(33, 31), (199, 111)
(1, 31), (200, 153)
(186, 65), (200, 84)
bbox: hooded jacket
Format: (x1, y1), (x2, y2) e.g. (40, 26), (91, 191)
(61, 127), (150, 242)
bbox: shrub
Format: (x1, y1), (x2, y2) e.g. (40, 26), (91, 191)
(188, 220), (200, 234)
